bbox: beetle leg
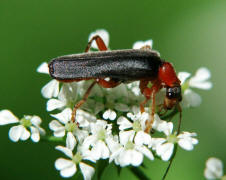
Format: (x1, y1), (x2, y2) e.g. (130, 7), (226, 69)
(71, 81), (97, 123)
(85, 35), (108, 52)
(97, 78), (120, 88)
(139, 80), (150, 112)
(146, 81), (162, 133)
(71, 36), (108, 122)
(139, 80), (162, 133)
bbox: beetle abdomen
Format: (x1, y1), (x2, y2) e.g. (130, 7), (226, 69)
(49, 49), (163, 81)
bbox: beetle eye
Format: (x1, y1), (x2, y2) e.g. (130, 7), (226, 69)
(166, 86), (182, 101)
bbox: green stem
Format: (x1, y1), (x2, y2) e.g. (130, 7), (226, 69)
(129, 166), (151, 180)
(41, 136), (65, 143)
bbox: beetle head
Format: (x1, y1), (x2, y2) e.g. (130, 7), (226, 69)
(164, 85), (182, 109)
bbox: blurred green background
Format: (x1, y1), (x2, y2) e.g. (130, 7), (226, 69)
(0, 0), (225, 179)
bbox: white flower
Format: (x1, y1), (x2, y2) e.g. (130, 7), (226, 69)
(49, 108), (91, 143)
(80, 120), (112, 161)
(108, 130), (154, 167)
(88, 29), (109, 49)
(103, 109), (117, 121)
(117, 106), (152, 147)
(152, 114), (173, 134)
(47, 82), (80, 111)
(189, 67), (212, 89)
(37, 62), (60, 99)
(55, 133), (95, 179)
(204, 157), (224, 180)
(152, 123), (198, 161)
(0, 110), (45, 142)
(132, 39), (153, 49)
(178, 67), (212, 108)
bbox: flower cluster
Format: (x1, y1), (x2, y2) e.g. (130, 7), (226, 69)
(0, 29), (213, 179)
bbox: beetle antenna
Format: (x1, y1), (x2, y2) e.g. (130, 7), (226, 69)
(162, 103), (182, 180)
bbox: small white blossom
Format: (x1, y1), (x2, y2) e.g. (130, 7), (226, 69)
(108, 130), (154, 167)
(88, 29), (109, 50)
(0, 110), (45, 142)
(178, 67), (212, 108)
(152, 123), (198, 161)
(204, 157), (225, 180)
(80, 120), (112, 161)
(49, 108), (91, 143)
(103, 109), (117, 121)
(117, 106), (152, 147)
(55, 133), (95, 179)
(37, 62), (60, 99)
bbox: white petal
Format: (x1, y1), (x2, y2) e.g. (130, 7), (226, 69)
(178, 138), (194, 151)
(153, 114), (172, 134)
(181, 89), (202, 108)
(41, 79), (59, 99)
(130, 150), (143, 166)
(79, 162), (95, 180)
(178, 72), (191, 84)
(88, 29), (109, 49)
(156, 143), (174, 161)
(60, 164), (76, 178)
(134, 131), (152, 147)
(92, 141), (110, 160)
(49, 120), (65, 137)
(135, 145), (154, 161)
(66, 132), (77, 151)
(47, 99), (66, 111)
(132, 40), (153, 49)
(9, 125), (24, 142)
(0, 110), (19, 125)
(204, 157), (223, 179)
(20, 126), (31, 141)
(119, 130), (135, 146)
(55, 146), (73, 159)
(30, 116), (42, 126)
(55, 158), (76, 178)
(162, 122), (173, 136)
(151, 138), (166, 150)
(117, 116), (133, 130)
(55, 158), (74, 170)
(51, 108), (72, 124)
(54, 129), (66, 137)
(30, 126), (40, 142)
(37, 62), (49, 74)
(119, 149), (143, 167)
(189, 67), (212, 90)
(49, 120), (64, 131)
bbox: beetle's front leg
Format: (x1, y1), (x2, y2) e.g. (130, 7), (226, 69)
(139, 80), (162, 133)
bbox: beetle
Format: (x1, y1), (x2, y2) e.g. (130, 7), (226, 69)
(48, 35), (182, 133)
